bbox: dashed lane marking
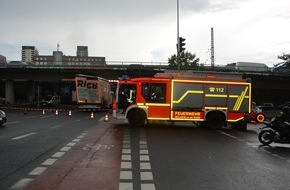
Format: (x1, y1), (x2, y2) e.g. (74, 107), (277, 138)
(41, 158), (57, 166)
(29, 167), (47, 176)
(10, 130), (89, 190)
(49, 125), (62, 129)
(25, 116), (38, 119)
(218, 130), (290, 162)
(10, 178), (34, 190)
(5, 121), (19, 125)
(119, 129), (133, 190)
(51, 151), (66, 158)
(11, 132), (37, 140)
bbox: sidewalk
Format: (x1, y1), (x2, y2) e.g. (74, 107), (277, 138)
(24, 116), (125, 190)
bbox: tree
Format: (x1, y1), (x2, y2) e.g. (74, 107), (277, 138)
(168, 51), (200, 70)
(275, 53), (290, 67)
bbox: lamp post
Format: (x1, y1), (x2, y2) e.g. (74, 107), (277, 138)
(177, 0), (180, 70)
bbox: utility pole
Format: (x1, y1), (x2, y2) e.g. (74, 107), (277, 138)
(211, 27), (215, 69)
(177, 0), (180, 70)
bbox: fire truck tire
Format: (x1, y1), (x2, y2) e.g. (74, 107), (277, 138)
(206, 113), (225, 129)
(128, 109), (146, 127)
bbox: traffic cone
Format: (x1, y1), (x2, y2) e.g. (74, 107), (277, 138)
(55, 109), (59, 116)
(112, 98), (117, 118)
(68, 110), (72, 116)
(90, 112), (94, 119)
(104, 114), (109, 122)
(42, 109), (45, 115)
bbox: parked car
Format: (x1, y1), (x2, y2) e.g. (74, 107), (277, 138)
(277, 101), (290, 109)
(41, 95), (61, 107)
(257, 103), (275, 111)
(0, 109), (7, 127)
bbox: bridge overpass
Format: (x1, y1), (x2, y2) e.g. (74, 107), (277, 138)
(0, 66), (290, 107)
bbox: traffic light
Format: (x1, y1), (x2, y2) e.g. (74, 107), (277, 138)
(178, 37), (186, 53)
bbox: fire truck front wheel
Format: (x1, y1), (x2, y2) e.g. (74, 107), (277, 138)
(127, 109), (146, 127)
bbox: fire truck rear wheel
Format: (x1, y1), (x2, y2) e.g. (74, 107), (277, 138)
(128, 109), (146, 127)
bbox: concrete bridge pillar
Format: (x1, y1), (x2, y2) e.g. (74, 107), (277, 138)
(27, 80), (35, 102)
(5, 79), (14, 104)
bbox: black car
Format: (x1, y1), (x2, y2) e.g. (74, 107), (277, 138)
(40, 95), (61, 107)
(257, 103), (275, 111)
(277, 102), (290, 109)
(0, 109), (7, 127)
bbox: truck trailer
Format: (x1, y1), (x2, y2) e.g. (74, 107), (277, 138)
(75, 74), (112, 110)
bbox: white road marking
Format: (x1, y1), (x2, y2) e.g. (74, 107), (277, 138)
(140, 144), (148, 149)
(11, 132), (37, 140)
(140, 155), (150, 161)
(51, 151), (65, 158)
(120, 171), (133, 180)
(60, 146), (71, 151)
(218, 131), (290, 161)
(140, 140), (147, 145)
(10, 178), (34, 190)
(41, 115), (54, 118)
(122, 155), (132, 161)
(122, 149), (131, 154)
(29, 167), (47, 175)
(140, 162), (152, 170)
(49, 125), (61, 129)
(72, 138), (81, 142)
(141, 172), (153, 180)
(42, 158), (57, 166)
(119, 182), (133, 190)
(141, 183), (156, 190)
(123, 144), (131, 149)
(10, 130), (87, 190)
(140, 149), (149, 154)
(25, 116), (38, 119)
(121, 162), (132, 169)
(5, 121), (19, 125)
(66, 142), (76, 146)
(98, 116), (105, 121)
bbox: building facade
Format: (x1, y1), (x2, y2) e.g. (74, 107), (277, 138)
(77, 46), (88, 57)
(22, 46), (39, 63)
(34, 46), (106, 67)
(0, 55), (7, 66)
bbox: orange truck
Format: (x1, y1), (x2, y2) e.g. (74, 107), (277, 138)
(116, 72), (252, 130)
(75, 74), (112, 110)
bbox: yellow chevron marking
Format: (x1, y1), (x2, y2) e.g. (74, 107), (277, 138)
(172, 90), (204, 104)
(233, 87), (248, 111)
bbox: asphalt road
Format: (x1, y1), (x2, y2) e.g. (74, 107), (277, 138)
(119, 118), (290, 190)
(1, 109), (290, 190)
(0, 109), (106, 190)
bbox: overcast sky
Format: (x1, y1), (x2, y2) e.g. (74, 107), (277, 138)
(0, 0), (290, 66)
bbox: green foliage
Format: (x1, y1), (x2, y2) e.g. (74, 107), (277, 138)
(277, 53), (290, 67)
(168, 51), (200, 70)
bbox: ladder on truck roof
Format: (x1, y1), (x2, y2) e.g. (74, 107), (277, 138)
(154, 70), (250, 81)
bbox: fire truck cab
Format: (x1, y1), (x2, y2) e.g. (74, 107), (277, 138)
(117, 72), (252, 130)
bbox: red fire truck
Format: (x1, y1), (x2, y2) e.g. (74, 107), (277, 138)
(116, 72), (252, 130)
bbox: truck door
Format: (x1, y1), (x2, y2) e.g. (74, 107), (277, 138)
(141, 83), (170, 120)
(118, 84), (136, 113)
